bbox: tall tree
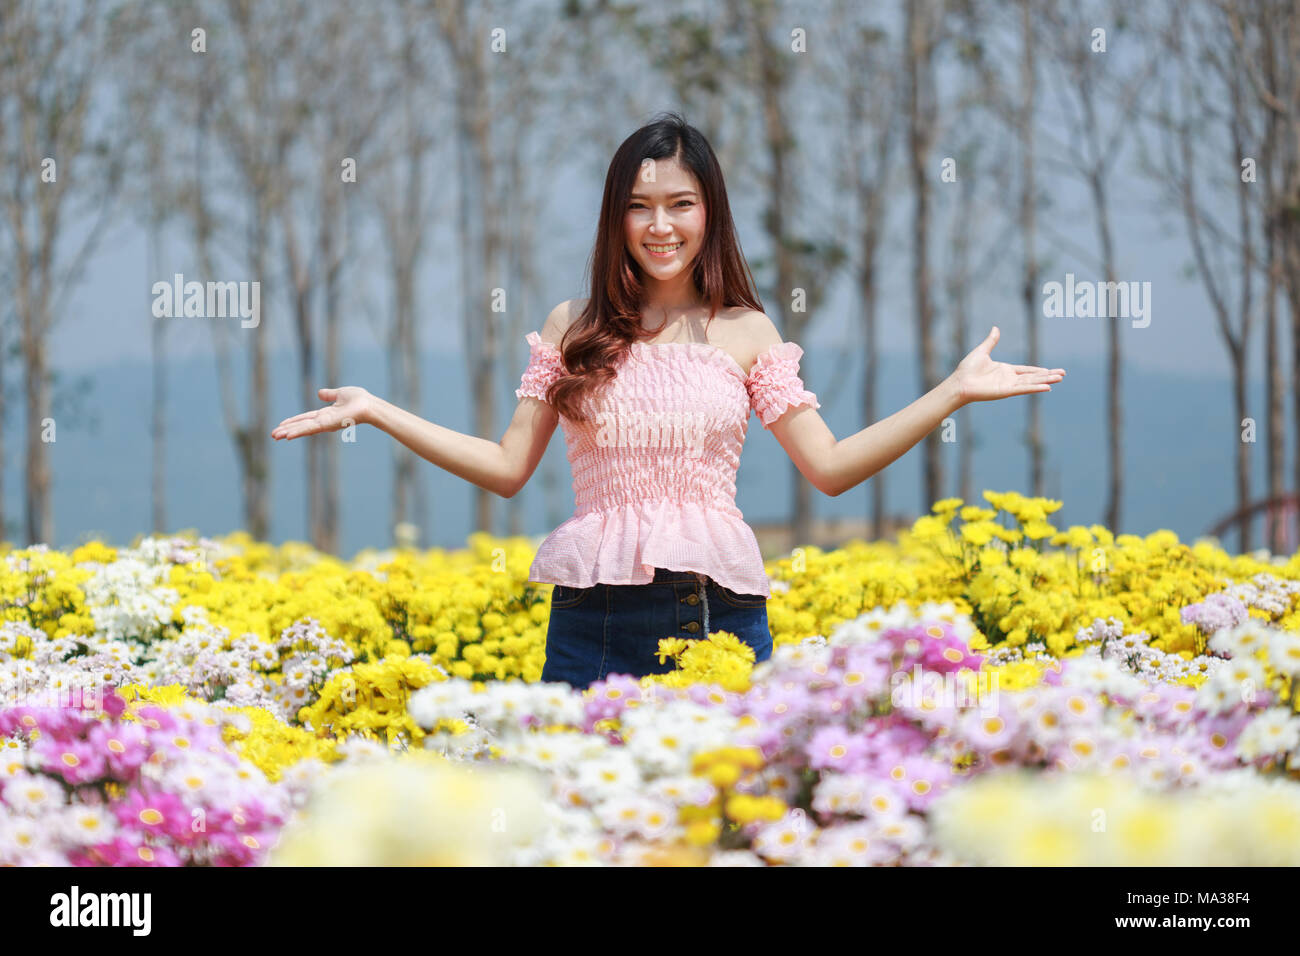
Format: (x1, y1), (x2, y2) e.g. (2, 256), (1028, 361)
(429, 0), (533, 536)
(1018, 0), (1045, 500)
(1220, 0), (1300, 553)
(169, 0), (314, 544)
(1143, 1), (1263, 552)
(271, 0), (410, 554)
(821, 1), (897, 539)
(0, 0), (123, 546)
(1036, 0), (1158, 534)
(727, 0), (844, 548)
(904, 0), (944, 510)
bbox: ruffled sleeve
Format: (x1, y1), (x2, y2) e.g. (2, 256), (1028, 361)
(515, 330), (565, 404)
(745, 341), (820, 429)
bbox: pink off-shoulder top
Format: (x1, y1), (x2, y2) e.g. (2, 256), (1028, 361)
(514, 330), (820, 598)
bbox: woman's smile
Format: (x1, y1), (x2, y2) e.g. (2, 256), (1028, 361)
(645, 241), (683, 257)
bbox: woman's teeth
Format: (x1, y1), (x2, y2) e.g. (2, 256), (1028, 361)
(646, 242), (682, 256)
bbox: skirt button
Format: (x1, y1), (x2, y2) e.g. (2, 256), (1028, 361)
(685, 593), (700, 605)
(684, 621), (700, 633)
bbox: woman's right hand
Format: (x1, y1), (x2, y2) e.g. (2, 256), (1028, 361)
(271, 386), (376, 440)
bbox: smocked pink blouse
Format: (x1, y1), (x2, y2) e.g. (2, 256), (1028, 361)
(515, 331), (820, 598)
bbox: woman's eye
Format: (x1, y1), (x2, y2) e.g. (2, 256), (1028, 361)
(629, 201), (694, 209)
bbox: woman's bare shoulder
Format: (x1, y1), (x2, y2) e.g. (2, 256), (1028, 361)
(718, 307), (783, 373)
(540, 298), (588, 346)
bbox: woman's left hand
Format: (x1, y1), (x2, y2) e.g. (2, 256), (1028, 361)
(949, 326), (1065, 405)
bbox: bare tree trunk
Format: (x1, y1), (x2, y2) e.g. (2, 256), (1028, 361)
(434, 0), (500, 537)
(242, 214), (272, 542)
(861, 217), (885, 538)
(505, 133), (547, 538)
(948, 175), (973, 505)
(0, 293), (6, 543)
(1231, 97), (1255, 553)
(281, 209), (320, 548)
(149, 222), (167, 535)
(1263, 102), (1283, 554)
(0, 0), (115, 547)
(1160, 1), (1263, 552)
(1039, 0), (1156, 536)
(756, 23), (811, 547)
(1020, 0), (1043, 499)
(722, 0), (830, 548)
(1086, 171), (1122, 535)
(906, 0), (941, 509)
(318, 175), (344, 557)
(22, 331), (52, 546)
(184, 0), (311, 547)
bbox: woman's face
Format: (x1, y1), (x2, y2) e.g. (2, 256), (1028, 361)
(624, 157), (706, 283)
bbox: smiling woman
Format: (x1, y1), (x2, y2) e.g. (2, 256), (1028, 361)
(540, 114), (764, 424)
(509, 113), (800, 690)
(270, 110), (1065, 693)
(629, 186), (698, 262)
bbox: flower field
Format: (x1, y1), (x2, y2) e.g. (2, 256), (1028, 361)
(3, 490), (1300, 866)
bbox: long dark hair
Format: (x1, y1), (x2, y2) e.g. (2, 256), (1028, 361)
(545, 111), (764, 422)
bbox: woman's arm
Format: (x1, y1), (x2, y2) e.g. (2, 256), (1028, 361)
(366, 395), (557, 499)
(762, 324), (1064, 497)
(768, 380), (963, 498)
(271, 304), (572, 499)
(273, 387), (558, 500)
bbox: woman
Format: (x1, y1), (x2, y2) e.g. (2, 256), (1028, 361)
(271, 111), (1065, 691)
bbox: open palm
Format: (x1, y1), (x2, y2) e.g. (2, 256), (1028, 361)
(271, 386), (374, 440)
(952, 327), (1065, 404)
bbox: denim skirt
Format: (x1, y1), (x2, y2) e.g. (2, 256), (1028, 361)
(539, 567), (773, 690)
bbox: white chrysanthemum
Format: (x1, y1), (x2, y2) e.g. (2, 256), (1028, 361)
(768, 640), (831, 670)
(811, 772), (872, 816)
(750, 812), (814, 863)
(1266, 631), (1300, 677)
(594, 794), (678, 841)
(56, 804), (119, 847)
(827, 600), (917, 647)
(574, 749), (643, 801)
(869, 813), (926, 851)
(1209, 619), (1275, 659)
(497, 732), (592, 774)
(462, 680), (534, 726)
(645, 773), (715, 808)
(1235, 708), (1300, 762)
(619, 701), (740, 776)
(523, 687), (588, 728)
(1220, 653), (1270, 688)
(619, 725), (693, 776)
(1169, 751), (1207, 786)
(407, 680), (481, 730)
(802, 821), (893, 865)
(1019, 697), (1069, 747)
(519, 832), (609, 867)
(1059, 655), (1146, 700)
(1195, 665), (1257, 714)
(706, 848), (767, 866)
(958, 707), (1017, 750)
(1, 772), (65, 816)
(0, 814), (44, 864)
(1131, 755), (1177, 789)
(281, 662), (313, 690)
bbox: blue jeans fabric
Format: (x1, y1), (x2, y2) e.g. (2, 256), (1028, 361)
(540, 567), (773, 691)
